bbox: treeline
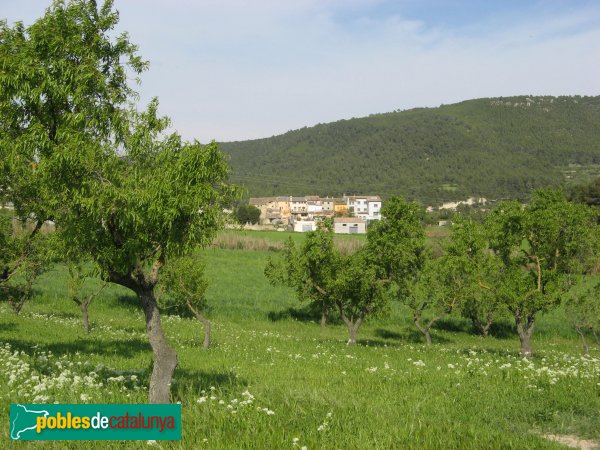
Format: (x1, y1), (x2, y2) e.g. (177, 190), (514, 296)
(221, 96), (600, 205)
(265, 189), (600, 355)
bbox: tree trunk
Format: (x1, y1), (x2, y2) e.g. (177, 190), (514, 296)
(81, 302), (90, 334)
(576, 327), (589, 355)
(479, 319), (492, 338)
(140, 289), (178, 403)
(593, 329), (599, 345)
(187, 301), (211, 349)
(347, 323), (357, 345)
(515, 313), (535, 357)
(413, 315), (432, 345)
(320, 305), (328, 328)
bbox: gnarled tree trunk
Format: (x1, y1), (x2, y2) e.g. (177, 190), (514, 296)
(575, 327), (589, 355)
(81, 302), (90, 334)
(337, 302), (365, 345)
(320, 305), (329, 328)
(515, 310), (535, 357)
(187, 300), (211, 349)
(140, 289), (178, 403)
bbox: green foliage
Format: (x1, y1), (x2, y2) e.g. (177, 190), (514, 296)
(332, 249), (389, 321)
(484, 189), (599, 354)
(235, 204), (261, 224)
(366, 197), (427, 297)
(564, 277), (600, 346)
(221, 96), (600, 205)
(158, 255), (209, 317)
(265, 220), (340, 320)
(0, 0), (146, 222)
(448, 217), (509, 336)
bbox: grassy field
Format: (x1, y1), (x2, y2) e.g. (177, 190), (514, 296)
(0, 230), (599, 449)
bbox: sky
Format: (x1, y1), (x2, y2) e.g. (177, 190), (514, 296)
(2, 0), (600, 142)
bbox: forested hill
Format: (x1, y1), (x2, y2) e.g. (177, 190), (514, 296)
(219, 96), (600, 206)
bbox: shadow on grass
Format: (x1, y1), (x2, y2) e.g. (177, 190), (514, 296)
(487, 321), (516, 340)
(267, 305), (342, 325)
(0, 322), (18, 333)
(109, 294), (141, 311)
(435, 318), (471, 333)
(2, 337), (150, 359)
(172, 368), (247, 401)
(374, 328), (453, 345)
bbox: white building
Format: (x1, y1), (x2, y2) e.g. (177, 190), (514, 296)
(346, 195), (382, 221)
(293, 220), (317, 233)
(334, 217), (367, 234)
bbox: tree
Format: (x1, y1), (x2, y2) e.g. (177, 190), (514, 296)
(265, 219), (339, 326)
(365, 197), (429, 340)
(0, 215), (49, 314)
(405, 254), (470, 344)
(0, 1), (237, 403)
(448, 217), (508, 337)
(332, 249), (389, 344)
(486, 190), (598, 356)
(54, 103), (236, 403)
(66, 262), (107, 334)
(564, 277), (600, 354)
(158, 255), (212, 349)
(235, 204), (261, 225)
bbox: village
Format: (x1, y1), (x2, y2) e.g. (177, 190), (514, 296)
(248, 195), (382, 233)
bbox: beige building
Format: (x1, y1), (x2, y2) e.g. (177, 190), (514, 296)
(333, 217), (367, 234)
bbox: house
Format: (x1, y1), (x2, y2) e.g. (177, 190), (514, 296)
(293, 219), (317, 232)
(321, 197), (335, 213)
(333, 217), (367, 234)
(248, 196), (291, 225)
(290, 197), (307, 213)
(346, 195), (382, 221)
(334, 198), (348, 216)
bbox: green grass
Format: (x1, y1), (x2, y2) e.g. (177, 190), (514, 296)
(1, 244), (599, 449)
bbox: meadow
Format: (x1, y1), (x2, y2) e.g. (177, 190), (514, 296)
(0, 230), (598, 449)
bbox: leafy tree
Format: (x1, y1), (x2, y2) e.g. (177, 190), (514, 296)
(66, 262), (107, 334)
(448, 217), (508, 337)
(406, 254), (470, 344)
(365, 197), (430, 339)
(365, 197), (427, 296)
(158, 255), (211, 349)
(235, 204), (261, 225)
(265, 219), (339, 326)
(0, 216), (49, 314)
(0, 1), (237, 403)
(486, 190), (598, 356)
(332, 250), (388, 344)
(564, 277), (600, 354)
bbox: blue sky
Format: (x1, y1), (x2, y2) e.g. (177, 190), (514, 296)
(2, 0), (600, 141)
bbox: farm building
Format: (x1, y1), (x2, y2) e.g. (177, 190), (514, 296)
(333, 217), (366, 234)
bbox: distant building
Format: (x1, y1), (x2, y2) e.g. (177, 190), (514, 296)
(346, 195), (382, 221)
(334, 217), (367, 234)
(248, 194), (382, 231)
(293, 219), (317, 233)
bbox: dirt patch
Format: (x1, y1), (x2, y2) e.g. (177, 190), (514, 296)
(543, 434), (600, 450)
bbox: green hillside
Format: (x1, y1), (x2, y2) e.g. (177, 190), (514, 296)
(220, 96), (600, 205)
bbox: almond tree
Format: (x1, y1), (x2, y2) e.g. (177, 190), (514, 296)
(564, 277), (600, 354)
(332, 249), (389, 345)
(265, 219), (340, 326)
(158, 255), (212, 349)
(0, 0), (236, 402)
(486, 190), (598, 356)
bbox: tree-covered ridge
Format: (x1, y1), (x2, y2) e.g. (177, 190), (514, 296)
(220, 96), (600, 205)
